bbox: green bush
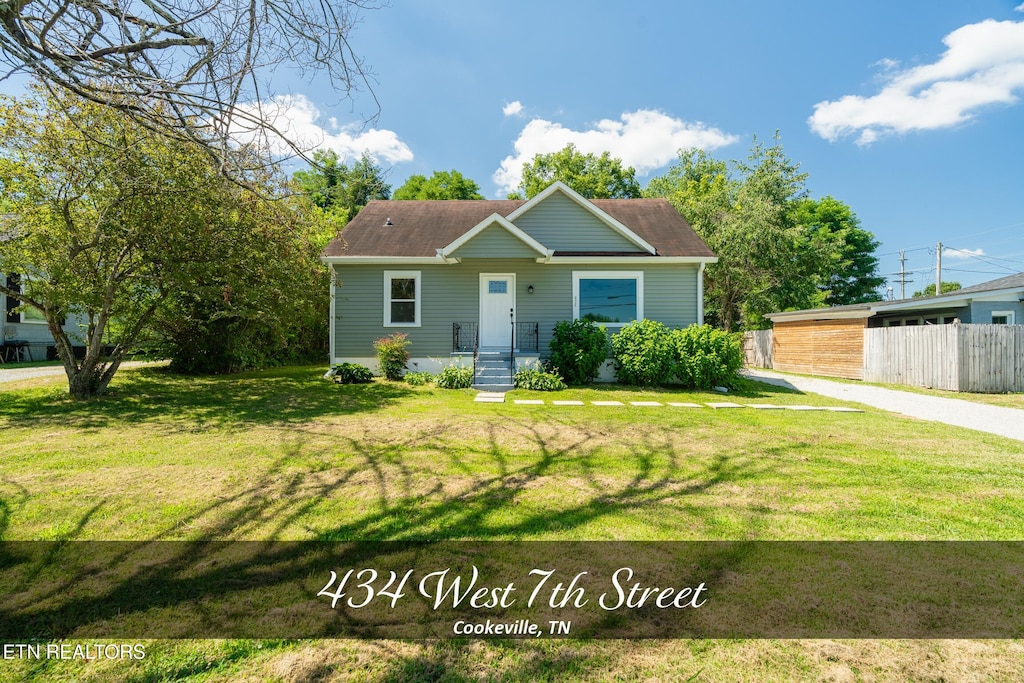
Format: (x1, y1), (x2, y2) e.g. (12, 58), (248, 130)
(330, 362), (373, 384)
(435, 364), (473, 389)
(671, 324), (744, 389)
(373, 333), (410, 380)
(548, 319), (610, 385)
(610, 319), (673, 386)
(404, 371), (434, 386)
(514, 364), (567, 391)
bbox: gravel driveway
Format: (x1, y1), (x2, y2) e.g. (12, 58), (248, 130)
(744, 369), (1024, 443)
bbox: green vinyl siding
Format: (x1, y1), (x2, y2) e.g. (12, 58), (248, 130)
(448, 224), (543, 258)
(333, 261), (700, 358)
(512, 193), (640, 252)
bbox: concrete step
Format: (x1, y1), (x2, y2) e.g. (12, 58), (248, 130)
(472, 383), (513, 392)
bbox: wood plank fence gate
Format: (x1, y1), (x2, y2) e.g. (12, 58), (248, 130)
(864, 324), (1024, 393)
(745, 325), (1024, 393)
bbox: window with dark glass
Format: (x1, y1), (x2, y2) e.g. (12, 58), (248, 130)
(389, 277), (416, 324)
(578, 278), (637, 324)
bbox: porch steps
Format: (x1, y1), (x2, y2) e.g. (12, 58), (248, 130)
(473, 350), (514, 391)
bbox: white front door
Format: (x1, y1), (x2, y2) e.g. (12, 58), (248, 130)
(479, 273), (515, 348)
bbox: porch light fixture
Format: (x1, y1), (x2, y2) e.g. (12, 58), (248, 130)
(527, 285), (534, 294)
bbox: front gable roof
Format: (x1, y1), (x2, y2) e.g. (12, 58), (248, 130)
(321, 186), (716, 261)
(506, 182), (656, 255)
(439, 213), (552, 260)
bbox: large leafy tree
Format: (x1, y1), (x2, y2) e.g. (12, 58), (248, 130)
(792, 197), (884, 305)
(0, 1), (381, 169)
(514, 144), (642, 199)
(647, 139), (884, 330)
(0, 86), (329, 397)
(292, 150), (391, 226)
(646, 140), (815, 330)
(394, 170), (484, 200)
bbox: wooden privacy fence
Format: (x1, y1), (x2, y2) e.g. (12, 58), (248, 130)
(742, 329), (773, 369)
(864, 324), (1024, 393)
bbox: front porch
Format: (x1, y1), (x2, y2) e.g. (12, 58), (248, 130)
(451, 321), (541, 389)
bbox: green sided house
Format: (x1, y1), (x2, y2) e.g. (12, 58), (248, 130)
(321, 182), (717, 386)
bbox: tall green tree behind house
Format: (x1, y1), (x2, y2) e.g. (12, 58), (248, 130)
(792, 197), (884, 305)
(0, 86), (331, 397)
(292, 150), (391, 227)
(646, 138), (884, 330)
(394, 170), (485, 199)
(513, 144), (642, 199)
(647, 139), (813, 330)
(913, 281), (962, 297)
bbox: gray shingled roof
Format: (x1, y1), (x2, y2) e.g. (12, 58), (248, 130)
(322, 198), (715, 258)
(767, 271), (1024, 320)
(951, 272), (1024, 295)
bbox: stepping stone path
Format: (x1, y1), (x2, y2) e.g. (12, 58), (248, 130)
(489, 393), (864, 413)
(473, 392), (507, 403)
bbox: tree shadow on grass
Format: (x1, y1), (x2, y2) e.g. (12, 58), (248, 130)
(0, 366), (413, 431)
(0, 416), (784, 643)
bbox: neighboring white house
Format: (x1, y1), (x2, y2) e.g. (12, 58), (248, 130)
(2, 272), (85, 362)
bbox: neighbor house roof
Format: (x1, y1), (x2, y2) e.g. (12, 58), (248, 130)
(321, 189), (715, 260)
(766, 272), (1024, 322)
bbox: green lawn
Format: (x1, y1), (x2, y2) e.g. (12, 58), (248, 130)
(2, 366), (1024, 681)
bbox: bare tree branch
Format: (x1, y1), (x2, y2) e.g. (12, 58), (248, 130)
(0, 1), (383, 173)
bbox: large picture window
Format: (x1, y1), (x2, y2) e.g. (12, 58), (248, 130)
(383, 271), (421, 327)
(572, 271), (643, 326)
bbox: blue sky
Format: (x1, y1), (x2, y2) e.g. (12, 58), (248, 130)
(265, 0), (1023, 295)
(5, 1), (1024, 295)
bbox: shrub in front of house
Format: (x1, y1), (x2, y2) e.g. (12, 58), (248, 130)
(610, 319), (674, 386)
(329, 362), (374, 384)
(404, 371), (434, 386)
(373, 333), (410, 380)
(514, 364), (567, 391)
(548, 319), (609, 385)
(435, 364), (473, 389)
(670, 324), (744, 389)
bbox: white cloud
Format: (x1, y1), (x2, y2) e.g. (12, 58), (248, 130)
(1016, 3), (1024, 12)
(872, 57), (901, 71)
(492, 109), (738, 195)
(943, 247), (986, 259)
(230, 93), (413, 164)
(503, 100), (524, 117)
(808, 19), (1024, 145)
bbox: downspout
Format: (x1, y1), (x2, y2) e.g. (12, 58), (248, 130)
(328, 267), (337, 365)
(697, 262), (706, 326)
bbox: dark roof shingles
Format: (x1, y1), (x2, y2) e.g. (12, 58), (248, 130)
(322, 198), (714, 258)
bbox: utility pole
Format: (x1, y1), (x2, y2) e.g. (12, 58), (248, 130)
(936, 242), (942, 295)
(898, 249), (910, 299)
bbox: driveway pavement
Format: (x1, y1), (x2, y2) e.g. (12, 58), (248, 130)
(744, 369), (1024, 443)
(0, 361), (161, 385)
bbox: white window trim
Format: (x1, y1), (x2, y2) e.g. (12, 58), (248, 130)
(572, 271), (644, 327)
(383, 270), (421, 327)
(4, 274), (47, 324)
(992, 310), (1015, 325)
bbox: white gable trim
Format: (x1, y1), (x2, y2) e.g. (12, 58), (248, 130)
(438, 213), (553, 259)
(505, 181), (657, 255)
